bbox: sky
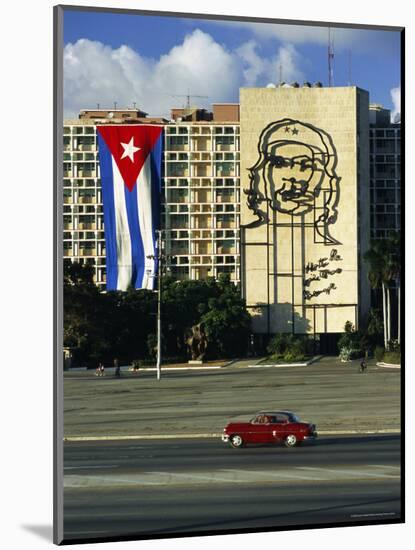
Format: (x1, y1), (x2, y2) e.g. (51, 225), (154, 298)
(62, 8), (402, 121)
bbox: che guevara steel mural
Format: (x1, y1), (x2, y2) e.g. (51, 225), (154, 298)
(244, 118), (343, 301)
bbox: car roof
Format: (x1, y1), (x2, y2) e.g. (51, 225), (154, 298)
(256, 411), (295, 416)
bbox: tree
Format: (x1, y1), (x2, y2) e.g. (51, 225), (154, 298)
(363, 232), (401, 350)
(64, 261), (110, 365)
(63, 264), (252, 364)
(200, 275), (251, 357)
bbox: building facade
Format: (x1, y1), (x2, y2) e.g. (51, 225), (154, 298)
(369, 104), (401, 239)
(239, 86), (371, 347)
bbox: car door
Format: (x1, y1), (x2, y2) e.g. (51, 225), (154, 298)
(248, 415), (272, 444)
(269, 414), (289, 442)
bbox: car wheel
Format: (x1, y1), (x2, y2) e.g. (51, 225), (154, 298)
(284, 434), (297, 447)
(230, 434), (244, 448)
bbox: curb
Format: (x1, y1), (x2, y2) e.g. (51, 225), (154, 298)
(129, 366), (223, 372)
(376, 362), (401, 369)
(248, 355), (323, 368)
(64, 428), (401, 442)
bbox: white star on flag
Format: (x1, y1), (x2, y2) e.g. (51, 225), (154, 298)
(120, 137), (141, 162)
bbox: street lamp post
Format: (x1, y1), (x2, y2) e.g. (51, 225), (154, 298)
(155, 230), (162, 381)
(147, 230), (173, 381)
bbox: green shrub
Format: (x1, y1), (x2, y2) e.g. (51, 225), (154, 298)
(374, 346), (385, 362)
(267, 334), (288, 356)
(383, 351), (401, 365)
(339, 347), (352, 361)
(267, 333), (307, 362)
(284, 351), (305, 362)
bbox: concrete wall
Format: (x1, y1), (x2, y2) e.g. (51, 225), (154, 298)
(240, 86), (370, 335)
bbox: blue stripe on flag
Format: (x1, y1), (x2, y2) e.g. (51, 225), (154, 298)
(97, 134), (118, 291)
(123, 183), (145, 289)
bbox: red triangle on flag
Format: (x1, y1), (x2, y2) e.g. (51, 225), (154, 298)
(97, 125), (163, 191)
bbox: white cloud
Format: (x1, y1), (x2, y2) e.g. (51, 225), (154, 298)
(64, 30), (306, 118)
(64, 30), (240, 118)
(390, 85), (401, 122)
(236, 40), (268, 86)
(236, 40), (304, 87)
(273, 43), (304, 84)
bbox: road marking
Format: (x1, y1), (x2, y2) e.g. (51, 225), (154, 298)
(148, 471), (239, 483)
(298, 466), (399, 479)
(65, 475), (162, 486)
(371, 464), (400, 470)
(221, 468), (326, 481)
(64, 463), (402, 488)
(64, 465), (120, 470)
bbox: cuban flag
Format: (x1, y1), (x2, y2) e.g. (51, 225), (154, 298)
(97, 125), (163, 291)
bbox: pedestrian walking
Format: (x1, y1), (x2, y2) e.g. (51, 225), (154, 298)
(96, 362), (105, 376)
(114, 358), (121, 377)
(359, 359), (367, 373)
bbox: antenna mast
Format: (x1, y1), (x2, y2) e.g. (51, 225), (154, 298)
(328, 28), (335, 87)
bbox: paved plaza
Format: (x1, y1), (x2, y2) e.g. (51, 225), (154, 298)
(63, 357), (401, 438)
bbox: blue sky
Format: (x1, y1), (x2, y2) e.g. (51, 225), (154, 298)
(62, 8), (401, 119)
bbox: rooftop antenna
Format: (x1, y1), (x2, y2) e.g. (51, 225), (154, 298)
(113, 101), (117, 110)
(279, 63), (283, 85)
(96, 103), (100, 109)
(328, 27), (335, 87)
(133, 101), (137, 109)
(171, 91), (209, 109)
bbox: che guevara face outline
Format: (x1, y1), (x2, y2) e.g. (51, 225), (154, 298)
(245, 118), (341, 245)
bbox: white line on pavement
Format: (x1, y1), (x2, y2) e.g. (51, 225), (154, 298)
(221, 468), (326, 481)
(148, 471), (240, 483)
(298, 466), (399, 479)
(64, 465), (120, 470)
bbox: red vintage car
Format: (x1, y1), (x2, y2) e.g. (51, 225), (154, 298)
(222, 411), (317, 448)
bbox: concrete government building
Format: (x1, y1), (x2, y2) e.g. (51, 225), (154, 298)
(63, 84), (400, 350)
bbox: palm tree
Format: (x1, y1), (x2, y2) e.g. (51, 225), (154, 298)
(387, 232), (401, 345)
(363, 233), (401, 350)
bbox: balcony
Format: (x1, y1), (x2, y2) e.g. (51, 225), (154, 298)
(78, 222), (96, 230)
(216, 194), (234, 203)
(78, 196), (96, 204)
(215, 144), (235, 151)
(167, 144), (190, 152)
(78, 170), (97, 178)
(79, 248), (97, 256)
(192, 216), (212, 229)
(194, 244), (212, 255)
(216, 220), (235, 229)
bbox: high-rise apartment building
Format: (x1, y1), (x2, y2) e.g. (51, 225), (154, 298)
(63, 105), (241, 289)
(369, 104), (401, 239)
